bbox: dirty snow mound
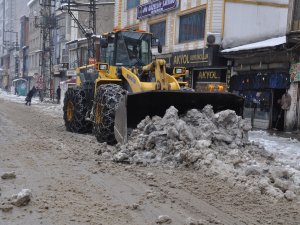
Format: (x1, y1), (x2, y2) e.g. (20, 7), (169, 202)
(97, 105), (300, 200)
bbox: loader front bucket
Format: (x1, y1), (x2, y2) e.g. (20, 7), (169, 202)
(114, 91), (244, 143)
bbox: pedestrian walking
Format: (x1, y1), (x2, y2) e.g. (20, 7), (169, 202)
(274, 91), (291, 130)
(56, 85), (61, 104)
(25, 86), (36, 106)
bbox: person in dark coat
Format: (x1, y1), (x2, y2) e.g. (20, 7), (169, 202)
(25, 86), (36, 106)
(56, 85), (61, 104)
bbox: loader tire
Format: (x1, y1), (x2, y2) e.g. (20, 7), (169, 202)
(63, 88), (92, 133)
(93, 84), (126, 145)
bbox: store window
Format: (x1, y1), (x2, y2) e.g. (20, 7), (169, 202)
(179, 10), (206, 43)
(241, 90), (272, 129)
(127, 0), (140, 9)
(150, 21), (166, 46)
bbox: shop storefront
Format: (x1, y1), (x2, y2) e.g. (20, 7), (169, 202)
(229, 72), (290, 130)
(156, 48), (227, 92)
(193, 68), (227, 92)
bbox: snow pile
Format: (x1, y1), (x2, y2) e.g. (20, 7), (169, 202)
(97, 105), (300, 200)
(11, 189), (32, 207)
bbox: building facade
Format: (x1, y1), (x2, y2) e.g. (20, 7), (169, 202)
(114, 0), (294, 131)
(27, 0), (42, 89)
(0, 0), (29, 90)
(20, 16), (29, 78)
(53, 0), (114, 86)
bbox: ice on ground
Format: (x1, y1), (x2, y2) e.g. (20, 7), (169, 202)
(249, 130), (300, 161)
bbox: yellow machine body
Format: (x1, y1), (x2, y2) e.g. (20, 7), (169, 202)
(68, 29), (244, 144)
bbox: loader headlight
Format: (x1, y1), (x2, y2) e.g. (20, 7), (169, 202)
(175, 68), (183, 74)
(174, 67), (186, 75)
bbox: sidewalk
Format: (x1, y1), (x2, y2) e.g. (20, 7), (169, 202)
(266, 129), (300, 142)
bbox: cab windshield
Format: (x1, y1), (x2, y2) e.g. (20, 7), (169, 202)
(115, 31), (152, 67)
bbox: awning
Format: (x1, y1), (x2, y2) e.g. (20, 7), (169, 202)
(12, 78), (27, 83)
(221, 36), (286, 53)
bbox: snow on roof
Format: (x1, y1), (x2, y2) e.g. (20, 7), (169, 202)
(221, 36), (286, 53)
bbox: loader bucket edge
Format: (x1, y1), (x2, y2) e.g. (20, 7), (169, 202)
(115, 91), (244, 144)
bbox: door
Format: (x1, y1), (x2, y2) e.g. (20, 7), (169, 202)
(272, 89), (286, 131)
(242, 90), (272, 129)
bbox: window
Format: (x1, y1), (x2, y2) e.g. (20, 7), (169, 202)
(115, 31), (151, 66)
(101, 42), (115, 65)
(127, 0), (139, 9)
(179, 10), (206, 43)
(150, 21), (166, 46)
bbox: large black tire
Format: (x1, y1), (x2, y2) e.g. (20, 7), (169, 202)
(63, 88), (92, 133)
(93, 84), (127, 144)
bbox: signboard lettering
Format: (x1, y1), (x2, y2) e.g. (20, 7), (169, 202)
(155, 49), (209, 68)
(137, 0), (179, 19)
(193, 68), (226, 83)
(198, 71), (220, 80)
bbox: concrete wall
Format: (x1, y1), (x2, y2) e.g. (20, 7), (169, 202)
(222, 0), (288, 49)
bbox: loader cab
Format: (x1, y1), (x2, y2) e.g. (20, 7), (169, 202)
(100, 30), (153, 68)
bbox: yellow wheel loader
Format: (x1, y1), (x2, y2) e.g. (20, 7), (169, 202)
(63, 29), (244, 144)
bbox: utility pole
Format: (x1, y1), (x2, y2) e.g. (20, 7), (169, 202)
(35, 0), (56, 101)
(61, 0), (97, 63)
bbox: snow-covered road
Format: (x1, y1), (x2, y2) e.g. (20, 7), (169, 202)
(1, 88), (300, 224)
(2, 88), (299, 156)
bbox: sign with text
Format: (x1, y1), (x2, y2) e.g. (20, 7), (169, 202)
(155, 49), (209, 68)
(137, 0), (179, 19)
(194, 68), (227, 83)
(290, 62), (300, 82)
(60, 63), (69, 71)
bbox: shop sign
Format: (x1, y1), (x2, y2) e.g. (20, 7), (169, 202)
(155, 49), (209, 68)
(59, 63), (69, 71)
(66, 70), (76, 77)
(290, 62), (300, 82)
(53, 65), (60, 75)
(54, 63), (69, 75)
(194, 68), (226, 83)
(137, 0), (179, 19)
